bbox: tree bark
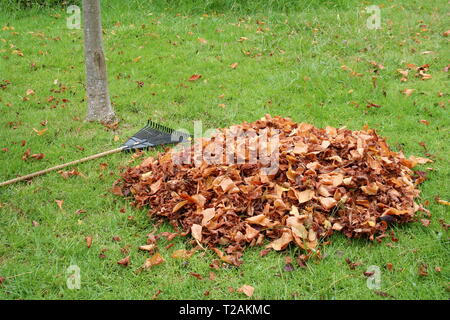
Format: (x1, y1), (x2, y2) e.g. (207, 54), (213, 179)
(83, 0), (116, 123)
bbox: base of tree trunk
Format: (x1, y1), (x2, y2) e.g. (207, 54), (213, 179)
(86, 111), (117, 124)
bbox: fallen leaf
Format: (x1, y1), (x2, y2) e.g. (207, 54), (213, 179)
(418, 263), (428, 276)
(295, 189), (314, 204)
(237, 284), (254, 297)
(189, 272), (203, 280)
(117, 256), (130, 267)
(152, 289), (162, 300)
(32, 128), (48, 136)
(420, 219), (430, 227)
(85, 236), (92, 248)
(191, 224), (202, 243)
(30, 153), (45, 160)
(55, 199), (64, 210)
(230, 62), (238, 69)
(171, 249), (194, 259)
(402, 88), (415, 96)
(143, 252), (165, 269)
(188, 74), (202, 81)
(139, 244), (156, 252)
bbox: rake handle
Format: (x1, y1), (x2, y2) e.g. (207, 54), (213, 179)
(0, 147), (125, 187)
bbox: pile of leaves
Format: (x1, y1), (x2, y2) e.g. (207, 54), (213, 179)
(116, 115), (430, 266)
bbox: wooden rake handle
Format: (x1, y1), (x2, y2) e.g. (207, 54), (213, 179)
(0, 147), (125, 187)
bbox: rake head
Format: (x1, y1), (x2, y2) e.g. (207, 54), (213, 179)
(121, 120), (191, 151)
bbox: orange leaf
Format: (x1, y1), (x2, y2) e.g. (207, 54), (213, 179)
(143, 252), (165, 269)
(85, 236), (92, 248)
(117, 256), (130, 266)
(33, 128), (47, 136)
(55, 199), (64, 210)
(237, 285), (254, 297)
(188, 74), (202, 81)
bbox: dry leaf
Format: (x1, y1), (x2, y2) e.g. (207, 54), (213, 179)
(191, 224), (202, 242)
(85, 236), (92, 248)
(143, 252), (165, 269)
(237, 284), (254, 297)
(55, 199), (64, 210)
(117, 256), (130, 267)
(188, 74), (202, 81)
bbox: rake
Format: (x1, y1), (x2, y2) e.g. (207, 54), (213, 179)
(0, 120), (191, 187)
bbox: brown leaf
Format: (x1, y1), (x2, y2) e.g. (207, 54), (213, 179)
(295, 189), (314, 204)
(266, 230), (293, 251)
(143, 252), (165, 269)
(237, 284), (254, 297)
(152, 289), (162, 300)
(55, 199), (64, 210)
(418, 263), (428, 276)
(401, 88), (415, 96)
(85, 236), (92, 248)
(139, 244), (156, 252)
(420, 219), (430, 227)
(30, 153), (45, 160)
(188, 74), (202, 81)
(32, 128), (48, 136)
(171, 249), (194, 259)
(191, 224), (202, 243)
(189, 272), (203, 280)
(117, 256), (130, 267)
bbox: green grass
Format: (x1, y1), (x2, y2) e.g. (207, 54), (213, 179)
(0, 0), (449, 299)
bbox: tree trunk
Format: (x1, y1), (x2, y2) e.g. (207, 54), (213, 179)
(83, 0), (116, 123)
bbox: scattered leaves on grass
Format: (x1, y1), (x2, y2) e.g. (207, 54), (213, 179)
(230, 62), (238, 69)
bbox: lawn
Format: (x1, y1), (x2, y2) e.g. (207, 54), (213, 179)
(0, 0), (448, 299)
